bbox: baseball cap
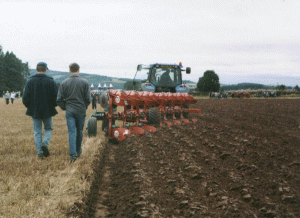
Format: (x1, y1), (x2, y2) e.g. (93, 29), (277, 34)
(37, 62), (49, 70)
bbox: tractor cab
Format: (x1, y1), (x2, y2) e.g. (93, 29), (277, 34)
(133, 63), (191, 93)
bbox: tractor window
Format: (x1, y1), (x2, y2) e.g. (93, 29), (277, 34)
(149, 67), (181, 87)
(133, 68), (149, 82)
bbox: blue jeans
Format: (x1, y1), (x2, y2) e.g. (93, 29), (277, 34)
(32, 117), (53, 156)
(66, 111), (86, 157)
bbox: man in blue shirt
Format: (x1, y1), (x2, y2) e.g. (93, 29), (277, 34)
(57, 63), (91, 163)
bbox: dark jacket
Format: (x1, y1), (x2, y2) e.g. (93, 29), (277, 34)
(57, 74), (91, 115)
(91, 92), (97, 104)
(22, 74), (58, 119)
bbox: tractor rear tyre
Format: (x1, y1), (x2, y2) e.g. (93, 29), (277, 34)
(147, 108), (161, 127)
(87, 117), (97, 137)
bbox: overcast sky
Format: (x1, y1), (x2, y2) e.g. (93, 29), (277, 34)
(1, 0), (299, 85)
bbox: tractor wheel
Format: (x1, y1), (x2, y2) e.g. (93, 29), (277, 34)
(87, 117), (97, 137)
(147, 108), (161, 127)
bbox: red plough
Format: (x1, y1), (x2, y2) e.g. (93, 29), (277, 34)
(86, 90), (201, 143)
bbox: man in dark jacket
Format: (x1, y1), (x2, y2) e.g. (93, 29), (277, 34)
(22, 62), (58, 159)
(57, 63), (91, 163)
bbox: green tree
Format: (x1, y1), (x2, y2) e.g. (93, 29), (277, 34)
(22, 62), (30, 81)
(0, 46), (5, 92)
(0, 48), (29, 92)
(197, 70), (220, 92)
(276, 84), (286, 91)
(294, 85), (300, 91)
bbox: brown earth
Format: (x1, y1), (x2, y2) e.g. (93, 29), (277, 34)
(70, 99), (300, 218)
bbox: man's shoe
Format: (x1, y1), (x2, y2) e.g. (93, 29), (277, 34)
(38, 155), (44, 160)
(77, 149), (82, 158)
(70, 156), (77, 163)
(41, 144), (50, 157)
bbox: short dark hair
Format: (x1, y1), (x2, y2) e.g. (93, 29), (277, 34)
(69, 63), (80, 73)
(36, 66), (47, 72)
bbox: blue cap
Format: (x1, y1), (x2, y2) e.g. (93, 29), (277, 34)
(37, 62), (49, 70)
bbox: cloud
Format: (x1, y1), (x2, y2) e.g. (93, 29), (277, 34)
(1, 0), (299, 85)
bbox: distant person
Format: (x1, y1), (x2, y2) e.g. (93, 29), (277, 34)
(22, 62), (58, 160)
(4, 91), (10, 105)
(57, 63), (91, 163)
(91, 90), (97, 110)
(10, 91), (16, 104)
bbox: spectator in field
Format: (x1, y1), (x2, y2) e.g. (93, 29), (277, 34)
(4, 91), (10, 105)
(91, 90), (97, 110)
(22, 62), (58, 160)
(10, 91), (16, 104)
(57, 63), (91, 163)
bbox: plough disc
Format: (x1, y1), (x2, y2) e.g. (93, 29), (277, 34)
(181, 119), (190, 124)
(173, 120), (181, 125)
(163, 121), (172, 127)
(143, 125), (157, 133)
(111, 128), (131, 143)
(129, 126), (145, 136)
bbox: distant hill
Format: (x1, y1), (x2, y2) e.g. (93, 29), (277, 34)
(30, 69), (129, 90)
(183, 80), (195, 84)
(220, 82), (292, 91)
(219, 74), (300, 87)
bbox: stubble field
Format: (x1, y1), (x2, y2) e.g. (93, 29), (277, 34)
(1, 97), (300, 217)
(0, 99), (104, 217)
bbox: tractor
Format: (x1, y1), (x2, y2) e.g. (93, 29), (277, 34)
(129, 62), (191, 93)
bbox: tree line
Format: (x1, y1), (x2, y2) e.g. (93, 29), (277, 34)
(196, 70), (297, 93)
(0, 45), (30, 93)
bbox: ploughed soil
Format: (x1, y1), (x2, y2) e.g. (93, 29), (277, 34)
(72, 99), (300, 217)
